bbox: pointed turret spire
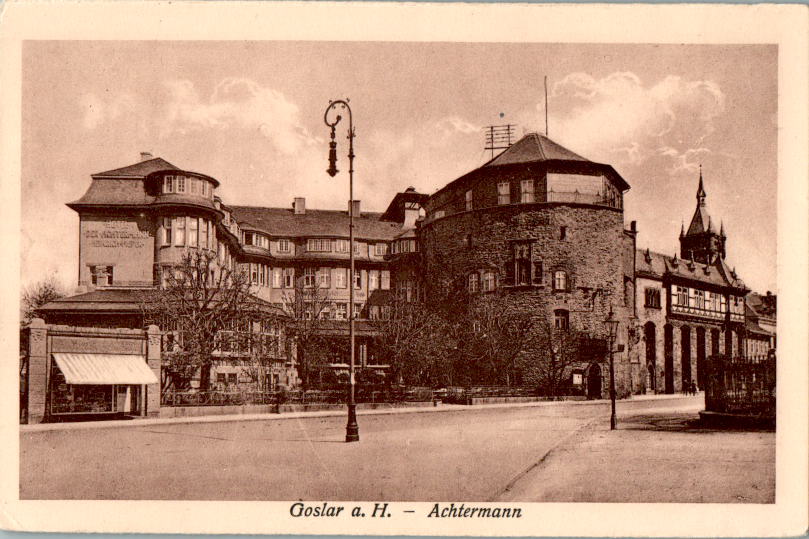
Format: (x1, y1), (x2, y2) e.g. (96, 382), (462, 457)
(720, 220), (726, 238)
(697, 164), (706, 206)
(680, 220), (685, 237)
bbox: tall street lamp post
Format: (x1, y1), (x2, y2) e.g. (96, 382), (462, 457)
(324, 99), (359, 443)
(603, 306), (619, 430)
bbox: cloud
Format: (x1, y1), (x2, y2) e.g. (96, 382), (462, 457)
(161, 78), (317, 155)
(79, 93), (137, 130)
(546, 72), (726, 172)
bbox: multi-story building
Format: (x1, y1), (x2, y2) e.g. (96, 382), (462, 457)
(38, 133), (773, 397)
(38, 152), (425, 388)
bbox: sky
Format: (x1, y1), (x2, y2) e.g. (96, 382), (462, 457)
(21, 41), (777, 294)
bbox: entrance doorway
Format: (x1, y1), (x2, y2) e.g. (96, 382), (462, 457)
(644, 322), (656, 392)
(587, 363), (602, 399)
(681, 326), (692, 390)
(664, 324), (674, 393)
(696, 327), (706, 388)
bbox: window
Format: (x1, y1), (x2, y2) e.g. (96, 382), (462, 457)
(283, 268), (294, 288)
(514, 243), (531, 285)
(520, 179), (535, 203)
(553, 270), (568, 292)
(188, 217), (198, 247)
(335, 268), (347, 288)
(559, 226), (567, 240)
(227, 373), (237, 385)
(303, 267), (316, 288)
(380, 270), (391, 290)
(465, 189), (473, 211)
(317, 267), (330, 288)
(482, 272), (496, 292)
(433, 210), (445, 220)
(468, 273), (479, 293)
(278, 239), (290, 253)
(201, 181), (207, 197)
(244, 232), (254, 246)
(189, 178), (199, 195)
(497, 182), (510, 205)
(250, 264), (258, 285)
(695, 289), (705, 310)
(369, 270), (379, 291)
(335, 303), (347, 320)
(162, 217), (172, 245)
(272, 268), (282, 288)
(335, 239), (348, 253)
(532, 261), (543, 284)
(554, 309), (570, 330)
(200, 218), (208, 249)
(353, 241), (362, 255)
(90, 265), (114, 286)
(369, 306), (380, 320)
(176, 176), (186, 193)
(720, 295), (727, 312)
(374, 243), (387, 256)
(307, 238), (331, 252)
(163, 175), (174, 193)
(354, 303), (362, 319)
(644, 287), (661, 308)
(354, 271), (362, 289)
(175, 217), (186, 246)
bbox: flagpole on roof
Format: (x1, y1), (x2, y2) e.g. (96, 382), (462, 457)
(544, 75), (549, 136)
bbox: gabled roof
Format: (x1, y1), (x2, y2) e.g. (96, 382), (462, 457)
(92, 157), (180, 178)
(230, 206), (404, 241)
(636, 248), (747, 290)
(484, 133), (589, 167)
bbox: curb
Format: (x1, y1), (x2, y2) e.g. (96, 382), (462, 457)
(20, 394), (701, 434)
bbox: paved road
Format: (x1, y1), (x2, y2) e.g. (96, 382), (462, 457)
(21, 396), (725, 501)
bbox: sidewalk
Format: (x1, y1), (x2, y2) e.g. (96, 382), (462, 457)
(496, 404), (775, 503)
(20, 392), (692, 433)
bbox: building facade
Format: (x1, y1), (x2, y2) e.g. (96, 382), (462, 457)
(38, 133), (774, 398)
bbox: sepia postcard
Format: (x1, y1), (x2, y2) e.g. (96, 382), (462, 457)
(1, 1), (807, 537)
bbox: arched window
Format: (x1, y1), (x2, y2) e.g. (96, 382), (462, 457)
(553, 270), (568, 291)
(554, 309), (569, 331)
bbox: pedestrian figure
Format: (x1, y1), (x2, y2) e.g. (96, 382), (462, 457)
(691, 381), (697, 395)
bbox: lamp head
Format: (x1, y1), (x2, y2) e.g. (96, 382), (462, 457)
(603, 307), (619, 340)
(327, 140), (339, 177)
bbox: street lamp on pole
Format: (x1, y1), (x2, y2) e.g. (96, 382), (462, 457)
(324, 99), (359, 443)
(603, 306), (619, 430)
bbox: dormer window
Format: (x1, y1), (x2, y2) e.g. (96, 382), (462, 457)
(163, 175), (174, 193)
(176, 176), (186, 193)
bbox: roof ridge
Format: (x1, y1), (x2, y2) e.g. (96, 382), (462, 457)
(532, 133), (547, 161)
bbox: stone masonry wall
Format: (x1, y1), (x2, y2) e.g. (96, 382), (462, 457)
(419, 202), (636, 396)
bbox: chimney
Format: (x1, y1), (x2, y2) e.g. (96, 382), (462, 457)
(630, 220), (637, 232)
(140, 151), (153, 162)
(349, 200), (361, 217)
(293, 197), (306, 215)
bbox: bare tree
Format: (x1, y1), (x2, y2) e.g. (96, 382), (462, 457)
(281, 276), (333, 390)
(21, 275), (66, 324)
(140, 250), (275, 394)
(518, 321), (601, 397)
(461, 293), (536, 386)
(370, 296), (453, 387)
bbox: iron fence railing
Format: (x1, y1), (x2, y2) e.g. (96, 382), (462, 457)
(704, 354), (775, 417)
(440, 386), (539, 404)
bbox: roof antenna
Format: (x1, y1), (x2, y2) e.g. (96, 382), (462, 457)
(544, 75), (549, 137)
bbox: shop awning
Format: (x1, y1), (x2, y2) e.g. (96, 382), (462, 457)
(52, 353), (158, 385)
